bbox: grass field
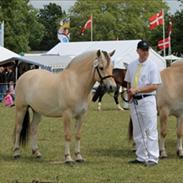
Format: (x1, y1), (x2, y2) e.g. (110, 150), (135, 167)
(0, 95), (183, 183)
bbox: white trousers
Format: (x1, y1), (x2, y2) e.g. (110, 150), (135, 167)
(129, 96), (159, 163)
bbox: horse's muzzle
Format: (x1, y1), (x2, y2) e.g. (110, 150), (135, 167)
(106, 84), (116, 93)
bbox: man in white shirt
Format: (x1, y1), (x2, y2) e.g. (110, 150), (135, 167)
(125, 40), (161, 166)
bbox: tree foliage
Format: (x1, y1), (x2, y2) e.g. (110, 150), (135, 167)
(37, 3), (66, 50)
(0, 0), (182, 54)
(0, 0), (44, 53)
(171, 10), (183, 54)
(69, 0), (168, 50)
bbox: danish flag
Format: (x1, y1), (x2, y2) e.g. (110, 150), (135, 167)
(149, 10), (164, 30)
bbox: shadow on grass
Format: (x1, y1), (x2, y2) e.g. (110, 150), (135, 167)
(0, 153), (47, 164)
(91, 108), (128, 112)
(90, 147), (134, 158)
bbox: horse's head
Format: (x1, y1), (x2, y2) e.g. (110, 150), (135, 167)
(93, 49), (116, 92)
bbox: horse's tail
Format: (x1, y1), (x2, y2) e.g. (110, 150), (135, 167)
(19, 108), (30, 146)
(128, 117), (133, 141)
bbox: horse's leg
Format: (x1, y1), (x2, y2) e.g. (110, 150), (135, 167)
(74, 116), (84, 162)
(114, 85), (123, 111)
(13, 107), (27, 158)
(97, 91), (105, 111)
(31, 111), (42, 158)
(176, 116), (183, 157)
(121, 88), (129, 110)
(63, 112), (74, 163)
(159, 108), (169, 158)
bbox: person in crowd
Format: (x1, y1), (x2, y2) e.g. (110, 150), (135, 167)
(0, 67), (4, 101)
(9, 81), (15, 100)
(124, 40), (161, 166)
(0, 67), (6, 102)
(3, 89), (14, 107)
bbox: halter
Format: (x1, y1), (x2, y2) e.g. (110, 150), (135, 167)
(95, 66), (114, 83)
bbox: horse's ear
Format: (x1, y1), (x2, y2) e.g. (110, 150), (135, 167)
(109, 50), (115, 57)
(97, 50), (101, 57)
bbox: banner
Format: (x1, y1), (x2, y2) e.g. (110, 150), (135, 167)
(57, 18), (70, 43)
(149, 10), (164, 30)
(167, 16), (173, 36)
(157, 37), (170, 50)
(80, 16), (92, 34)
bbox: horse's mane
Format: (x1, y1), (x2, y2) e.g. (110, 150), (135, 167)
(66, 50), (97, 69)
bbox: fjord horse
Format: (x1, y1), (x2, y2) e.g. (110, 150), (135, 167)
(158, 61), (183, 158)
(92, 68), (127, 110)
(13, 50), (116, 163)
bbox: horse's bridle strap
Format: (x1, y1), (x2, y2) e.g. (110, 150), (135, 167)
(96, 67), (113, 83)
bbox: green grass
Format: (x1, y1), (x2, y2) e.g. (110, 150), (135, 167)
(0, 95), (182, 183)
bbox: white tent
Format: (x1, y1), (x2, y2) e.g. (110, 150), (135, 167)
(47, 40), (166, 71)
(0, 46), (73, 72)
(19, 55), (74, 71)
(0, 46), (20, 63)
(164, 54), (182, 60)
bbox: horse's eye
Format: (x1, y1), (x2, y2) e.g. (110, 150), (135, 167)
(99, 67), (104, 70)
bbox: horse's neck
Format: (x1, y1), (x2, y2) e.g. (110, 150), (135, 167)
(64, 62), (96, 95)
(113, 69), (127, 88)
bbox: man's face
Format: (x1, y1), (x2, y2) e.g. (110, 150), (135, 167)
(137, 48), (149, 61)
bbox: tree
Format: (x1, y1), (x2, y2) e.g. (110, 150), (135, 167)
(69, 0), (168, 50)
(37, 3), (66, 50)
(171, 10), (183, 55)
(0, 0), (44, 53)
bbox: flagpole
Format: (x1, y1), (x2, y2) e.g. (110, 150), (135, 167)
(168, 20), (172, 64)
(168, 36), (171, 55)
(168, 16), (172, 56)
(162, 9), (166, 57)
(91, 14), (93, 41)
(0, 21), (4, 47)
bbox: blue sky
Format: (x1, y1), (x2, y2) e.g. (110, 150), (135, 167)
(29, 0), (182, 14)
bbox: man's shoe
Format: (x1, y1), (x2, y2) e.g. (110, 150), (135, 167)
(128, 159), (145, 164)
(145, 161), (157, 167)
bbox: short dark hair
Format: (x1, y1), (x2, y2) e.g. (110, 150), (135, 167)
(137, 40), (150, 51)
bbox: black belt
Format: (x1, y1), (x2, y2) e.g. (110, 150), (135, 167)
(133, 94), (154, 100)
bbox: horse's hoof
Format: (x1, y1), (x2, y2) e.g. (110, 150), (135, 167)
(32, 149), (42, 158)
(117, 104), (124, 111)
(160, 150), (168, 159)
(97, 103), (101, 111)
(75, 159), (85, 163)
(13, 150), (21, 159)
(13, 154), (20, 159)
(160, 155), (168, 159)
(36, 154), (42, 159)
(64, 160), (75, 165)
(177, 150), (183, 158)
(97, 107), (101, 111)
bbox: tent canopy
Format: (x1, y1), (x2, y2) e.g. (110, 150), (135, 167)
(18, 55), (74, 71)
(0, 46), (20, 64)
(0, 46), (73, 71)
(164, 54), (182, 60)
(47, 40), (166, 71)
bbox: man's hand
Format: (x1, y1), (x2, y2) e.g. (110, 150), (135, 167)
(127, 88), (138, 102)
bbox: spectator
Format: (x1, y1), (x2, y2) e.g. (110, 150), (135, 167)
(3, 90), (14, 107)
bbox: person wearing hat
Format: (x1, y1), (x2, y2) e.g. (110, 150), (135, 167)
(124, 40), (161, 166)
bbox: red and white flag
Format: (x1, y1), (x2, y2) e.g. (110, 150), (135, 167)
(149, 10), (164, 30)
(80, 16), (92, 34)
(157, 37), (170, 50)
(167, 16), (173, 36)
